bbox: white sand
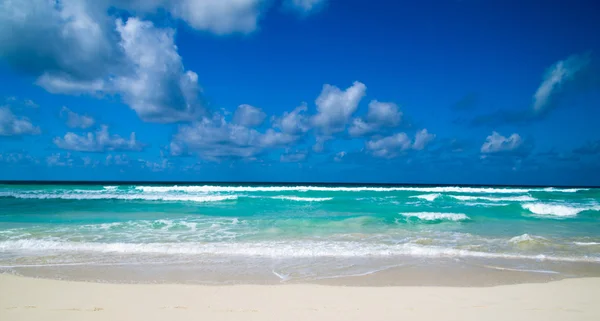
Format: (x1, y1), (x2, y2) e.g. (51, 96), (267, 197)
(0, 275), (598, 321)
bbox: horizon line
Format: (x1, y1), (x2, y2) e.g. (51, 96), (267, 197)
(0, 180), (597, 189)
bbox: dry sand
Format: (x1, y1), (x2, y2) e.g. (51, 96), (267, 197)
(0, 274), (598, 321)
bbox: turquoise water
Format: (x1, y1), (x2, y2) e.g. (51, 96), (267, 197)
(1, 184), (600, 282)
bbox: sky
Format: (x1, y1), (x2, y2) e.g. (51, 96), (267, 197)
(0, 0), (599, 186)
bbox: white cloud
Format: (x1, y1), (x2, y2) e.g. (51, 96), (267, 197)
(312, 81), (367, 134)
(480, 132), (523, 154)
(533, 53), (590, 112)
(0, 0), (115, 82)
(0, 2), (203, 123)
(0, 1), (329, 123)
(280, 151), (307, 162)
(334, 151), (346, 162)
(23, 99), (38, 108)
(54, 125), (143, 152)
(46, 153), (73, 167)
(272, 104), (310, 135)
(366, 133), (412, 158)
(81, 156), (99, 168)
(413, 129), (436, 150)
(0, 152), (38, 164)
(61, 107), (95, 129)
(366, 129), (435, 158)
(348, 100), (402, 136)
(139, 158), (170, 172)
(233, 104), (266, 127)
(284, 0), (327, 14)
(113, 17), (203, 122)
(106, 154), (130, 166)
(170, 114), (299, 160)
(164, 0), (264, 35)
(0, 106), (40, 136)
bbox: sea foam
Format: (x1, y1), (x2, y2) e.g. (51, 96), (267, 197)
(400, 212), (469, 221)
(451, 195), (537, 202)
(133, 185), (588, 194)
(270, 196), (333, 202)
(0, 239), (597, 263)
(409, 193), (441, 201)
(0, 192), (237, 203)
(522, 203), (600, 217)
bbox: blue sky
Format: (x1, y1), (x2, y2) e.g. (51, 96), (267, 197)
(0, 0), (599, 185)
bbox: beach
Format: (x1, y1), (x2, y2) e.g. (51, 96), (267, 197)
(1, 274), (598, 321)
(1, 184), (599, 319)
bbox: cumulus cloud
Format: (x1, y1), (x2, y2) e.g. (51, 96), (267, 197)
(349, 100), (402, 136)
(312, 81), (367, 134)
(0, 152), (38, 165)
(480, 132), (524, 154)
(81, 156), (99, 168)
(114, 17), (203, 122)
(533, 53), (590, 112)
(163, 0), (264, 35)
(413, 129), (436, 150)
(272, 104), (310, 135)
(139, 158), (170, 172)
(170, 115), (299, 160)
(0, 1), (331, 123)
(366, 129), (435, 158)
(46, 153), (73, 167)
(106, 154), (130, 166)
(0, 106), (40, 136)
(366, 133), (411, 158)
(0, 2), (203, 123)
(54, 125), (144, 152)
(233, 104), (266, 127)
(61, 107), (95, 129)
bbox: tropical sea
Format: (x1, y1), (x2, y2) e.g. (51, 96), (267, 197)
(1, 183), (600, 285)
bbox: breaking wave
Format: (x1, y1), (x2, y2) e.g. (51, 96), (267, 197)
(409, 193), (441, 201)
(400, 212), (470, 221)
(451, 195), (537, 202)
(509, 234), (549, 246)
(133, 185), (588, 194)
(0, 239), (597, 263)
(270, 196), (333, 202)
(522, 203), (600, 217)
(0, 192), (238, 203)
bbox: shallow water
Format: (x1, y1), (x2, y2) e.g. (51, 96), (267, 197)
(1, 184), (599, 284)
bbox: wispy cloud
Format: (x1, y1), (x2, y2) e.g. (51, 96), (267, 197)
(0, 106), (40, 136)
(533, 53), (591, 113)
(61, 107), (95, 129)
(54, 126), (144, 152)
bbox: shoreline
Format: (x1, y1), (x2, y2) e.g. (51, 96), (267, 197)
(1, 274), (599, 320)
(5, 256), (600, 287)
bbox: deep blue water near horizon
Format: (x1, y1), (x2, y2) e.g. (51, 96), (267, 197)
(1, 183), (599, 283)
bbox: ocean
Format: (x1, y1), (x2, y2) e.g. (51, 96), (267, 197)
(1, 183), (599, 285)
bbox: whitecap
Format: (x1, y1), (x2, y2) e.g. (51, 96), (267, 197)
(451, 195), (536, 202)
(522, 203), (600, 217)
(400, 212), (469, 221)
(574, 242), (600, 246)
(509, 234), (548, 245)
(133, 185), (585, 194)
(409, 193), (441, 201)
(0, 239), (597, 263)
(0, 192), (237, 203)
(270, 196), (332, 202)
